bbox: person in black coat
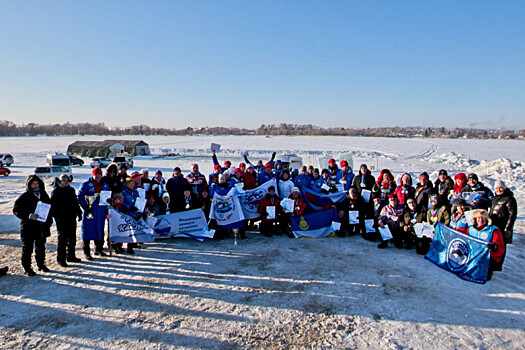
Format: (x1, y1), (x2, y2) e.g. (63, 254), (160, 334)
(489, 180), (518, 244)
(51, 174), (83, 267)
(336, 188), (367, 237)
(103, 163), (122, 195)
(13, 175), (53, 276)
(433, 169), (454, 210)
(351, 164), (376, 194)
(166, 167), (190, 212)
(176, 185), (200, 212)
(414, 172), (434, 210)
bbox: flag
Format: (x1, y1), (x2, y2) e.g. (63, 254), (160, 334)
(425, 223), (490, 284)
(108, 208), (155, 243)
(290, 208), (339, 238)
(300, 186), (347, 211)
(210, 187), (245, 229)
(148, 209), (211, 241)
(239, 180), (277, 219)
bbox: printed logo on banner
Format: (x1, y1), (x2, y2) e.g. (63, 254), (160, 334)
(118, 216), (150, 233)
(447, 238), (470, 272)
(214, 197), (235, 222)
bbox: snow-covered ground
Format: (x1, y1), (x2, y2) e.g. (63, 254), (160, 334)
(0, 135), (524, 349)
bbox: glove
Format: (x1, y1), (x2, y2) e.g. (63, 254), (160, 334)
(29, 213), (40, 220)
(486, 243), (498, 252)
(272, 152), (276, 158)
(77, 214), (82, 222)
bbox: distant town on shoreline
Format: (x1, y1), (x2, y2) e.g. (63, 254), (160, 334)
(0, 120), (523, 139)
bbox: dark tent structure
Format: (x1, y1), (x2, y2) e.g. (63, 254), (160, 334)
(67, 140), (150, 157)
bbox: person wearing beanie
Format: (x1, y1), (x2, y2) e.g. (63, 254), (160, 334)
(242, 163), (257, 190)
(468, 209), (506, 280)
(327, 159), (341, 188)
(293, 165), (310, 189)
(208, 164), (222, 186)
(336, 188), (367, 238)
(273, 160), (283, 180)
(414, 172), (433, 210)
(78, 166), (110, 259)
(257, 162), (274, 186)
(433, 169), (454, 210)
(13, 175), (53, 275)
(399, 197), (426, 250)
(377, 194), (405, 249)
(489, 180), (517, 245)
(117, 163), (129, 185)
(51, 173), (83, 267)
(420, 195), (450, 255)
(313, 168), (336, 193)
(351, 164), (376, 195)
(462, 173), (494, 210)
(339, 160), (355, 192)
(211, 149), (233, 173)
(150, 169), (167, 215)
(175, 184), (200, 213)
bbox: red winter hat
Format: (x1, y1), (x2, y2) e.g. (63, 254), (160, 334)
(340, 160), (349, 167)
(131, 172), (142, 180)
(264, 162), (273, 169)
(388, 194), (396, 200)
(328, 158), (336, 165)
(92, 167), (103, 176)
(224, 160), (231, 167)
(239, 162), (246, 168)
(214, 164), (221, 171)
(234, 168), (241, 174)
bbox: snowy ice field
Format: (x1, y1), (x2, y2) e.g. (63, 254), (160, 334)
(0, 135), (524, 349)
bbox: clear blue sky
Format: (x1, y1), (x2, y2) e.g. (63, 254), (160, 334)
(1, 1), (524, 130)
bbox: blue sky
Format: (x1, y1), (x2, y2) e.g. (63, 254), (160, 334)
(1, 1), (524, 130)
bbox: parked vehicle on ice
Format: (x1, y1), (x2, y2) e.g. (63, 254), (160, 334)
(69, 155), (84, 166)
(46, 153), (71, 167)
(34, 166), (73, 181)
(0, 154), (14, 166)
(90, 157), (112, 168)
(112, 154), (133, 168)
(0, 166), (11, 176)
(275, 153), (303, 170)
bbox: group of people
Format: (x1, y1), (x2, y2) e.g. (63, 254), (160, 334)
(10, 153), (517, 281)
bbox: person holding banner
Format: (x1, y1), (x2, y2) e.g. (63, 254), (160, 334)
(258, 186), (283, 237)
(399, 198), (426, 251)
(78, 168), (110, 260)
(468, 209), (506, 280)
(51, 174), (83, 267)
(377, 194), (404, 249)
(420, 195), (450, 255)
(13, 175), (53, 275)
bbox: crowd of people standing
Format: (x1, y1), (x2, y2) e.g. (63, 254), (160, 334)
(9, 152), (518, 282)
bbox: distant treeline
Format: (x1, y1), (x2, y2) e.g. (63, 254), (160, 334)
(0, 120), (523, 139)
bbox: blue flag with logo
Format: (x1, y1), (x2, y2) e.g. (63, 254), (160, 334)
(290, 208), (339, 238)
(425, 223), (490, 284)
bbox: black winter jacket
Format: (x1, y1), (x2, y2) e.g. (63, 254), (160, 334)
(351, 170), (376, 194)
(489, 188), (517, 232)
(51, 182), (82, 231)
(13, 175), (52, 239)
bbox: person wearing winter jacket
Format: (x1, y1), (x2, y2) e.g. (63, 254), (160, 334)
(186, 163), (208, 197)
(166, 167), (190, 212)
(272, 160), (283, 180)
(281, 187), (307, 237)
(394, 173), (415, 206)
(327, 158), (341, 186)
(450, 197), (469, 234)
(103, 163), (122, 195)
(199, 187), (212, 220)
(489, 180), (517, 244)
(257, 163), (274, 186)
(151, 170), (168, 215)
(293, 166), (310, 189)
(427, 195), (451, 227)
(448, 172), (468, 204)
(51, 174), (83, 267)
(377, 194), (405, 249)
(468, 209), (506, 281)
(78, 168), (110, 260)
(177, 185), (200, 212)
(462, 173), (494, 210)
(433, 169), (454, 210)
(339, 160), (355, 192)
(337, 188), (367, 237)
(13, 175), (53, 275)
(244, 152), (276, 175)
(212, 150), (233, 173)
(313, 169), (338, 193)
(242, 164), (257, 190)
(414, 172), (434, 210)
(351, 164), (376, 194)
(372, 169), (397, 204)
(257, 186), (282, 237)
(278, 169), (295, 200)
(399, 198), (426, 251)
